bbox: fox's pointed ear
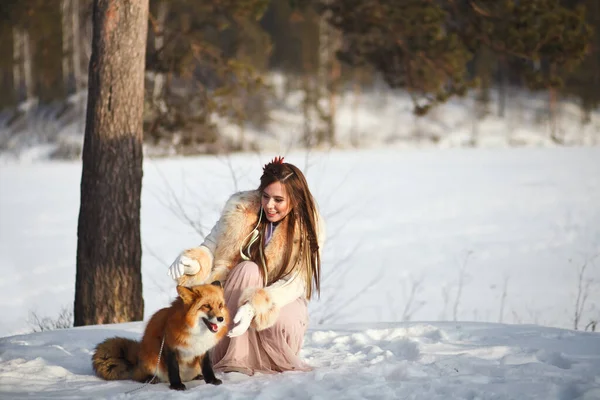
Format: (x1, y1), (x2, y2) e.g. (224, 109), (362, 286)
(176, 285), (194, 303)
(211, 281), (222, 288)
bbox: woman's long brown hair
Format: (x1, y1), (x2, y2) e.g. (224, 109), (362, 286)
(243, 158), (321, 299)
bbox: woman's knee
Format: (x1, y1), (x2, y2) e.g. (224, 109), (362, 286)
(229, 261), (261, 280)
(271, 301), (308, 334)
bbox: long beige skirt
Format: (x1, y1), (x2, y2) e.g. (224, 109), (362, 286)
(211, 261), (312, 375)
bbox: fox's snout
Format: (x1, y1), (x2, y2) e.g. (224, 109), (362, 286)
(207, 313), (225, 323)
(202, 310), (226, 324)
(201, 311), (227, 333)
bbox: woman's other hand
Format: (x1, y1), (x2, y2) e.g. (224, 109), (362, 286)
(167, 253), (201, 280)
(228, 303), (255, 337)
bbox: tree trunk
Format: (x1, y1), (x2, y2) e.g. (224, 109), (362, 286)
(72, 0), (82, 94)
(316, 4), (340, 146)
(74, 0), (149, 327)
(351, 69), (362, 146)
(327, 28), (340, 146)
(497, 57), (507, 118)
(22, 30), (34, 102)
(72, 0), (85, 135)
(12, 28), (22, 102)
(549, 87), (560, 144)
(12, 27), (34, 104)
(62, 0), (74, 94)
(301, 74), (313, 147)
(152, 1), (168, 105)
(316, 10), (329, 145)
(61, 0), (70, 92)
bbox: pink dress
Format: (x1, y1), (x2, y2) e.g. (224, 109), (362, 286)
(211, 261), (312, 375)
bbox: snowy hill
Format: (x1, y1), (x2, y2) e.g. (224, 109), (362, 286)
(1, 321), (599, 399)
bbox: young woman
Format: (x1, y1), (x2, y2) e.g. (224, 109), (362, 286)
(168, 157), (325, 375)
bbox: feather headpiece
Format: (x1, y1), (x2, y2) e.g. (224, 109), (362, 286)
(262, 156), (293, 181)
(263, 156), (285, 170)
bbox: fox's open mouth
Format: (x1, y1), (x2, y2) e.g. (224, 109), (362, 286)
(202, 318), (219, 333)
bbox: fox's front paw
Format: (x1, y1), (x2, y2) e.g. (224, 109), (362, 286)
(206, 377), (222, 385)
(169, 382), (187, 391)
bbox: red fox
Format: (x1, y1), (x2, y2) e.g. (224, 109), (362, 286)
(92, 282), (229, 390)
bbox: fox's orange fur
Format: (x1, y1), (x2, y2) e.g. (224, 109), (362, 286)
(92, 282), (229, 390)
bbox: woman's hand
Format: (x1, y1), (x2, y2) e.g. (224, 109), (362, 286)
(167, 253), (200, 280)
(228, 303), (255, 337)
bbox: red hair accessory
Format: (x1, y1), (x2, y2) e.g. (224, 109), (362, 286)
(263, 156), (294, 180)
(263, 156), (285, 171)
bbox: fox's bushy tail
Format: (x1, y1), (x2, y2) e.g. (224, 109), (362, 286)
(92, 337), (142, 381)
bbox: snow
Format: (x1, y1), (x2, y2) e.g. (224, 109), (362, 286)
(1, 321), (599, 399)
(1, 146), (600, 398)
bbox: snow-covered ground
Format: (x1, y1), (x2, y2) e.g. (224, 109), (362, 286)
(1, 147), (599, 398)
(1, 321), (599, 399)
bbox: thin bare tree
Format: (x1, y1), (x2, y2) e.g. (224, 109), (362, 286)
(453, 250), (472, 321)
(573, 254), (598, 330)
(498, 274), (509, 323)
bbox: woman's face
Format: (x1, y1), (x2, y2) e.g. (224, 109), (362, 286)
(261, 181), (292, 223)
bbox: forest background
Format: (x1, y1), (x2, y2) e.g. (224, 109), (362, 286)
(0, 0), (599, 160)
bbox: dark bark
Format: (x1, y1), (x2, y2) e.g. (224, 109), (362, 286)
(74, 0), (148, 327)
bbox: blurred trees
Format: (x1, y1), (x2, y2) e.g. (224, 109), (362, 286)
(315, 0), (592, 115)
(562, 0), (600, 124)
(0, 0), (597, 152)
(143, 0), (271, 152)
